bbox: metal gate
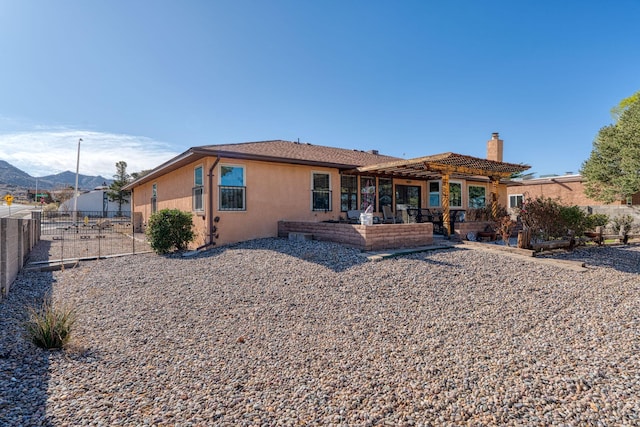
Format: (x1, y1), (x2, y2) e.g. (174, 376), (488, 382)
(35, 210), (151, 263)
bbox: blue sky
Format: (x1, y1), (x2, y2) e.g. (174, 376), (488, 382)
(0, 0), (639, 178)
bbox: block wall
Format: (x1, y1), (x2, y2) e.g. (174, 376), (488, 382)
(278, 221), (434, 251)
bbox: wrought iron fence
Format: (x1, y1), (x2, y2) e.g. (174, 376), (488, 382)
(35, 210), (151, 262)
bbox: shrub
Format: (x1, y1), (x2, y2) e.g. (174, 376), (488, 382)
(25, 300), (76, 350)
(466, 204), (508, 221)
(518, 196), (565, 241)
(586, 213), (609, 230)
(559, 205), (591, 237)
(494, 215), (517, 246)
(612, 214), (634, 243)
(146, 209), (195, 254)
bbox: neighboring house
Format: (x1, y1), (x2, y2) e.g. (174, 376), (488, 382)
(507, 174), (640, 221)
(124, 134), (528, 248)
(58, 186), (130, 216)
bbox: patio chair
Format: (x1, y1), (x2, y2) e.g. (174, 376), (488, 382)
(382, 205), (397, 224)
(346, 210), (362, 224)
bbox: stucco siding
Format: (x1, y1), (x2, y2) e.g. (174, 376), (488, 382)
(131, 157), (512, 248)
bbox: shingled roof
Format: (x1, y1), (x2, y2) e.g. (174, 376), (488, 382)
(125, 140), (400, 188)
(193, 140), (400, 168)
(125, 140), (530, 190)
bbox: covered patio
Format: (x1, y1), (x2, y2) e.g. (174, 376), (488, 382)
(279, 151), (529, 250)
(350, 152), (530, 235)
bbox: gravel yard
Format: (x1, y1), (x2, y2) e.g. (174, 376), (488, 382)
(1, 238), (639, 426)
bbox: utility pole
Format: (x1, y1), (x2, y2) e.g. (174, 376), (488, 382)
(73, 138), (82, 225)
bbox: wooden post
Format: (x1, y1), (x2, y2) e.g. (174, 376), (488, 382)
(595, 226), (603, 245)
(441, 173), (450, 236)
(490, 177), (500, 220)
(517, 228), (531, 249)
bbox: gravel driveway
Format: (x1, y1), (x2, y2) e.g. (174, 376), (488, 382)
(1, 238), (639, 426)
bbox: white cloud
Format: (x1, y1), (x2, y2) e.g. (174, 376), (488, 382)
(0, 130), (180, 178)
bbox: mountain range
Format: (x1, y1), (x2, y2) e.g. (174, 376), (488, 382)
(0, 160), (111, 190)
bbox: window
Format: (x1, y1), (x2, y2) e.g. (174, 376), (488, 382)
(340, 175), (358, 212)
(193, 166), (204, 212)
(312, 172), (332, 211)
(219, 165), (246, 211)
(468, 185), (486, 208)
(151, 183), (157, 214)
(509, 194), (524, 209)
(378, 178), (392, 209)
(449, 182), (462, 207)
(428, 181), (440, 207)
(360, 176), (376, 211)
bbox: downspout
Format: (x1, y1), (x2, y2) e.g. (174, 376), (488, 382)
(197, 155), (221, 250)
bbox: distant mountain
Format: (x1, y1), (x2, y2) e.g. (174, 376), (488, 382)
(0, 160), (111, 190)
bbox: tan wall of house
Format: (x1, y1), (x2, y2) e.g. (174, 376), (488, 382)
(133, 158), (346, 248)
(131, 157), (511, 248)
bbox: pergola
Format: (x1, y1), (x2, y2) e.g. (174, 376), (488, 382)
(349, 152), (530, 235)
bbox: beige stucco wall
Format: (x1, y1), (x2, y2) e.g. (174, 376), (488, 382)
(131, 157), (511, 248)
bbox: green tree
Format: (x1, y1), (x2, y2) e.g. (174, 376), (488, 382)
(581, 92), (640, 203)
(131, 169), (151, 180)
(107, 161), (131, 216)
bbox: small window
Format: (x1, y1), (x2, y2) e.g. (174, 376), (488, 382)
(340, 175), (358, 212)
(312, 172), (331, 211)
(219, 165), (246, 211)
(468, 185), (486, 208)
(449, 182), (462, 208)
(193, 187), (204, 211)
(193, 166), (204, 212)
(509, 194), (524, 209)
(194, 165), (203, 186)
(429, 181), (440, 207)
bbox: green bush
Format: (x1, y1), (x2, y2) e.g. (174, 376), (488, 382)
(146, 209), (195, 254)
(586, 213), (609, 230)
(25, 300), (76, 350)
(517, 196), (615, 241)
(559, 205), (591, 237)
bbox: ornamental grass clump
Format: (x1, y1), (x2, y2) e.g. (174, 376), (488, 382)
(25, 300), (77, 350)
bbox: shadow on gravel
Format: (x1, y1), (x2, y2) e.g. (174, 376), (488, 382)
(405, 247), (465, 267)
(177, 237), (370, 272)
(552, 244), (640, 274)
(26, 239), (53, 263)
(0, 270), (55, 427)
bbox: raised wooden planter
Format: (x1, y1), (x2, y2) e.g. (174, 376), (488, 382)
(531, 240), (573, 251)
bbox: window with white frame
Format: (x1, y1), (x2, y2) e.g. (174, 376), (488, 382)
(219, 165), (246, 211)
(509, 194), (524, 209)
(468, 185), (486, 208)
(151, 183), (157, 213)
(312, 172), (331, 211)
(193, 165), (204, 212)
(449, 182), (462, 207)
(428, 181), (440, 207)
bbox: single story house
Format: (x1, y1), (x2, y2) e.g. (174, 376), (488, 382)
(507, 174), (640, 223)
(124, 133), (529, 249)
